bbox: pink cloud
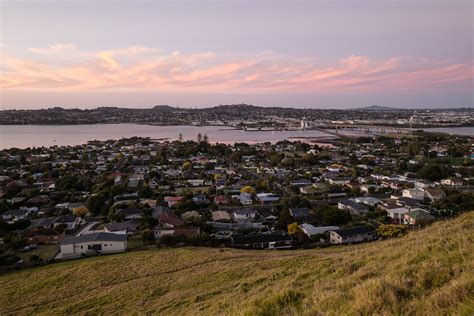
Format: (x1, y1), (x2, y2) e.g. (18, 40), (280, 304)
(1, 45), (472, 94)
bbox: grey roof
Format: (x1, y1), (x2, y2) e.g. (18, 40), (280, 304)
(331, 226), (374, 237)
(116, 208), (143, 216)
(61, 232), (127, 245)
(289, 208), (311, 218)
(28, 217), (55, 229)
(104, 220), (140, 232)
(339, 199), (369, 212)
(54, 214), (76, 223)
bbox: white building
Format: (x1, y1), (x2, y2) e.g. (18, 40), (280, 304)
(300, 224), (340, 238)
(256, 193), (280, 203)
(386, 207), (409, 224)
(329, 226), (375, 244)
(59, 232), (127, 259)
(232, 209), (257, 222)
(402, 188), (425, 200)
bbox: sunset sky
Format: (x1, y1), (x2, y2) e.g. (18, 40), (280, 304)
(1, 0), (473, 109)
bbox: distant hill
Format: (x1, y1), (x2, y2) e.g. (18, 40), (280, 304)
(1, 212), (472, 315)
(354, 105), (401, 111)
(152, 105), (177, 112)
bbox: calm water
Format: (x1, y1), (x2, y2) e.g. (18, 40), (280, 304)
(0, 124), (335, 149)
(417, 127), (474, 136)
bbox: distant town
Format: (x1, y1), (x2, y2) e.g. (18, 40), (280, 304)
(0, 104), (473, 128)
(0, 128), (472, 270)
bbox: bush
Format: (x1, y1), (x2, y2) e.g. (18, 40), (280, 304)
(376, 224), (406, 239)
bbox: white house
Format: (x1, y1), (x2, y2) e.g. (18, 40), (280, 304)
(256, 193), (280, 204)
(59, 232), (127, 259)
(440, 178), (463, 186)
(329, 226), (375, 244)
(386, 207), (409, 224)
(414, 180), (434, 189)
(239, 193), (253, 205)
(300, 224), (340, 238)
(402, 188), (425, 200)
(232, 209), (257, 222)
(187, 179), (205, 187)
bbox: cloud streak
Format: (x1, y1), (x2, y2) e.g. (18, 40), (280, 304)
(1, 45), (472, 95)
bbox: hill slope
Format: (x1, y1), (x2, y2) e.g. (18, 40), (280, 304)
(1, 213), (473, 315)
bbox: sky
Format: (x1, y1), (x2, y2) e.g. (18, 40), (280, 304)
(0, 0), (473, 109)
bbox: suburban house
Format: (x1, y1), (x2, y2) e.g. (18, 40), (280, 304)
(424, 188), (445, 201)
(154, 226), (200, 239)
(300, 224), (340, 238)
(187, 179), (205, 186)
(59, 232), (127, 259)
(154, 211), (184, 228)
(2, 209), (30, 222)
(231, 233), (292, 249)
(164, 196), (183, 207)
(290, 179), (312, 186)
(353, 196), (381, 207)
(415, 180), (434, 189)
(329, 226), (375, 244)
(212, 210), (232, 222)
(116, 208), (144, 220)
(232, 209), (257, 222)
(256, 208), (278, 222)
(404, 210), (436, 226)
(239, 193), (253, 205)
(104, 220), (140, 235)
(25, 227), (64, 244)
(440, 178), (463, 186)
(402, 188), (425, 200)
(328, 177), (351, 185)
(256, 193), (280, 204)
(53, 214), (80, 230)
(213, 195), (228, 205)
(338, 199), (369, 215)
(386, 207), (410, 224)
(289, 207), (312, 223)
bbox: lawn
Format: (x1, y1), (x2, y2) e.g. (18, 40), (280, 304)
(16, 244), (59, 262)
(1, 212), (473, 315)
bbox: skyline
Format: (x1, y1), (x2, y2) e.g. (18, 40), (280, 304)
(1, 0), (473, 109)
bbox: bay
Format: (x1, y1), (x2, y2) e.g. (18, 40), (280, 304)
(0, 124), (335, 149)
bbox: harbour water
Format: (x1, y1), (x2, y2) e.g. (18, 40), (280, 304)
(0, 124), (335, 149)
(0, 124), (471, 149)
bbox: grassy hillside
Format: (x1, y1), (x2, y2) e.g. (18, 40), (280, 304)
(1, 213), (473, 315)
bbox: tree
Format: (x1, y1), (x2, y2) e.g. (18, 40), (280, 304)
(182, 161), (192, 170)
(85, 194), (106, 215)
(29, 254), (43, 265)
(287, 222), (302, 235)
(178, 133), (183, 142)
(229, 152), (242, 162)
(317, 205), (351, 226)
(139, 185), (153, 198)
(3, 184), (22, 199)
(72, 206), (89, 217)
(203, 134), (209, 143)
(240, 186), (256, 195)
(277, 209), (293, 231)
(197, 133), (203, 143)
(417, 164), (451, 181)
(376, 224), (405, 239)
(141, 229), (156, 245)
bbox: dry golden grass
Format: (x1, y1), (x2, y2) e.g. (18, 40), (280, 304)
(1, 212), (473, 315)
